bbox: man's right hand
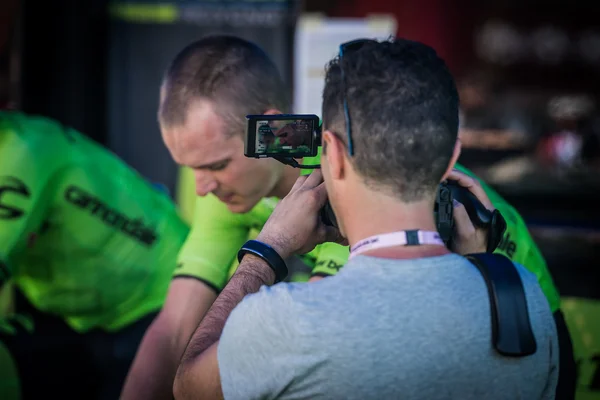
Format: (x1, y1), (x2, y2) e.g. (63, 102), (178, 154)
(257, 170), (346, 259)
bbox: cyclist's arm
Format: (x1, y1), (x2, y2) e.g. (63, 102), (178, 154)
(122, 194), (250, 400)
(121, 279), (217, 400)
(0, 139), (53, 288)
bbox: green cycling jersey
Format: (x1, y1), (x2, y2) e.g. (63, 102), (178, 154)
(175, 167), (350, 289)
(0, 111), (189, 333)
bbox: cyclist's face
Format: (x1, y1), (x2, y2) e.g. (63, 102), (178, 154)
(274, 125), (297, 146)
(161, 100), (285, 213)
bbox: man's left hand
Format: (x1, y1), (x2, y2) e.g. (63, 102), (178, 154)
(447, 168), (495, 255)
(257, 170), (346, 259)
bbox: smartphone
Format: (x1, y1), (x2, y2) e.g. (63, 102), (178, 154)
(245, 114), (321, 158)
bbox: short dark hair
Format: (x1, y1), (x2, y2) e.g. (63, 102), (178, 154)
(159, 35), (290, 136)
(322, 38), (460, 202)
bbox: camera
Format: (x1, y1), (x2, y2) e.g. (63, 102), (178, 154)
(245, 114), (507, 252)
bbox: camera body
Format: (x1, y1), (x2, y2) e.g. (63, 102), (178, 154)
(245, 114), (507, 252)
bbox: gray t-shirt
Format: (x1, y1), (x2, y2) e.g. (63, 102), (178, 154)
(218, 253), (558, 400)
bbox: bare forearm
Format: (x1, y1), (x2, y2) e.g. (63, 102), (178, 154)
(121, 329), (180, 400)
(122, 281), (217, 400)
(179, 255), (275, 367)
(173, 256), (276, 399)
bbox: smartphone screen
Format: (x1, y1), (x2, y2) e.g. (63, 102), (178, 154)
(254, 118), (314, 156)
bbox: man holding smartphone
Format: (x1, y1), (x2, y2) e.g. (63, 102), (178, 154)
(174, 37), (558, 399)
(121, 34), (573, 399)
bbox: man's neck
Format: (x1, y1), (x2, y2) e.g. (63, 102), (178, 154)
(342, 192), (450, 259)
(269, 164), (300, 199)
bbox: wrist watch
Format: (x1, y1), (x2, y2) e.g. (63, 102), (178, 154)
(237, 240), (289, 283)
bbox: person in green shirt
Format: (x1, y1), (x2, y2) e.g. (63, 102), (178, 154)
(0, 111), (189, 399)
(122, 34), (574, 400)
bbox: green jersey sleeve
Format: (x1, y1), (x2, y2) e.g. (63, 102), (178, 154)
(174, 194), (250, 291)
(311, 242), (350, 277)
(0, 125), (56, 282)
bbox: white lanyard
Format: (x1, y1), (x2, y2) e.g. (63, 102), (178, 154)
(349, 230), (445, 259)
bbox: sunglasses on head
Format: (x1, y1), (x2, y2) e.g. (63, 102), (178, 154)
(337, 39), (378, 156)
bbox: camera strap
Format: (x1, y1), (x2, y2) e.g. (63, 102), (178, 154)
(466, 253), (537, 357)
(349, 230), (445, 259)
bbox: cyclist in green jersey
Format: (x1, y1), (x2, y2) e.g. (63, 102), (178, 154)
(123, 35), (574, 399)
(0, 111), (189, 399)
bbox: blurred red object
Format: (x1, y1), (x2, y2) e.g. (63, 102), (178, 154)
(537, 130), (583, 167)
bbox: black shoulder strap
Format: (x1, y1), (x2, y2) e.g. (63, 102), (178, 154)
(466, 253), (537, 357)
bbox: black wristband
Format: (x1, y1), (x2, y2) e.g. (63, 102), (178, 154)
(237, 240), (289, 283)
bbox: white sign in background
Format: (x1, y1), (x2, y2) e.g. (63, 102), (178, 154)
(293, 14), (397, 116)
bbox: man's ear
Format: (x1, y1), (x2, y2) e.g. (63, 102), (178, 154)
(263, 108), (283, 116)
(322, 130), (345, 180)
(441, 139), (462, 181)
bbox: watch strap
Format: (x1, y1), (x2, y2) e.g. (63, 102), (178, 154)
(237, 240), (288, 283)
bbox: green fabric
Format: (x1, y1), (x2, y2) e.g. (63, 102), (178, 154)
(174, 190), (350, 287)
(0, 340), (20, 400)
(0, 112), (189, 333)
(561, 297), (600, 400)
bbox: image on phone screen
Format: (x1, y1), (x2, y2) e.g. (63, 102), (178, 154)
(255, 119), (313, 155)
